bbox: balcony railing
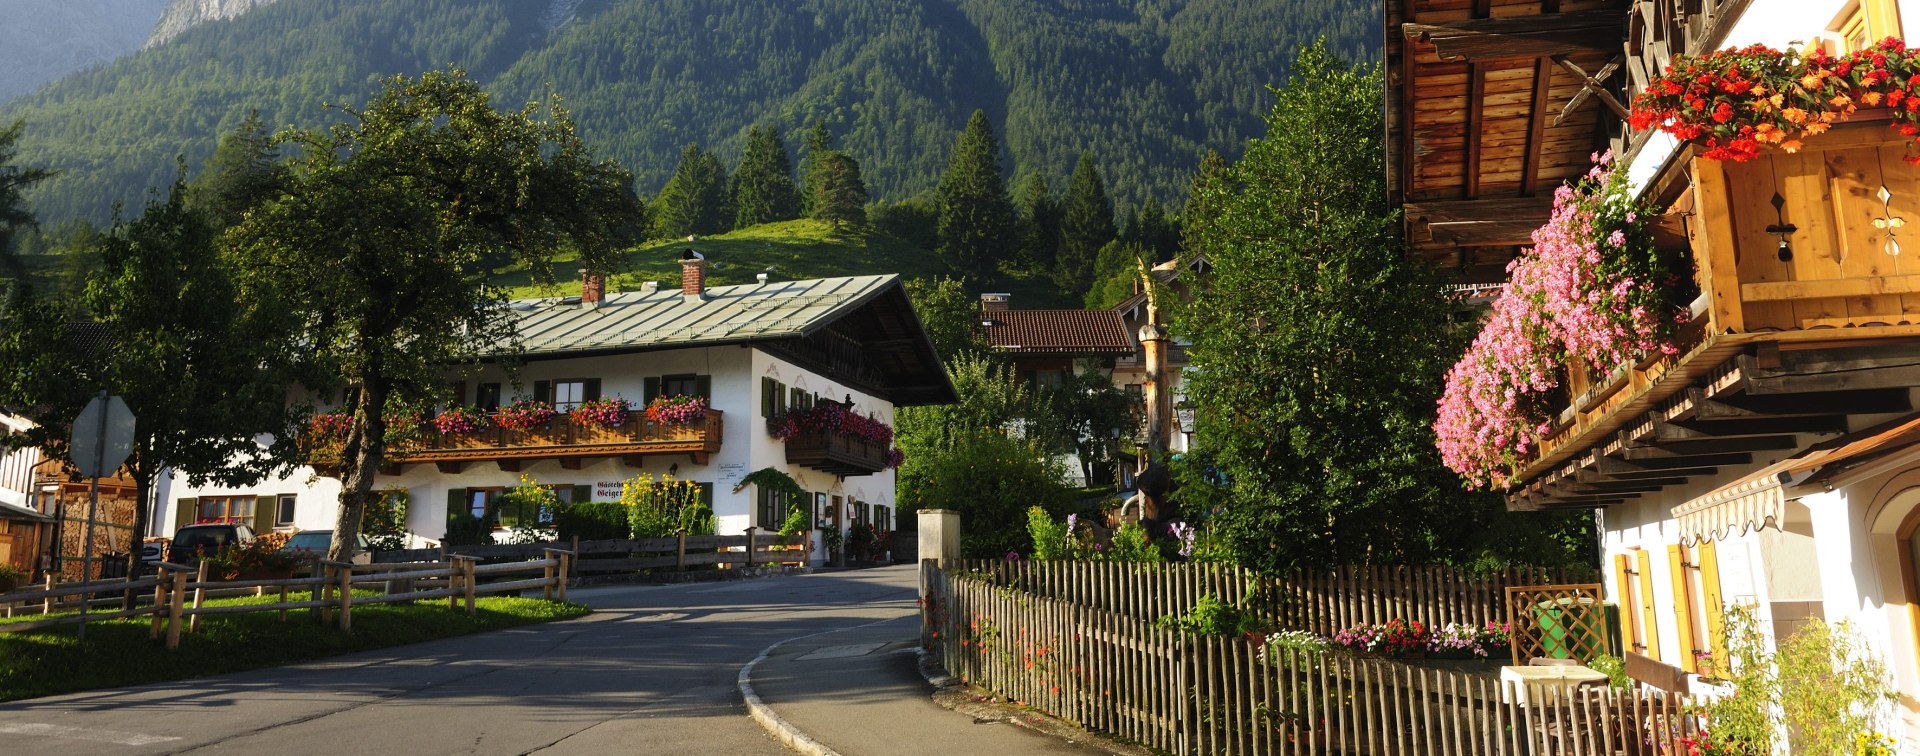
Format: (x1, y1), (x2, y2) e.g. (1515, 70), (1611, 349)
(1508, 121), (1920, 506)
(307, 410), (725, 471)
(784, 429), (890, 477)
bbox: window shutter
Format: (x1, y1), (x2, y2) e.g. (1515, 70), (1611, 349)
(572, 485), (592, 504)
(1613, 553), (1638, 657)
(789, 387), (803, 415)
(253, 497), (274, 534)
(1697, 541), (1729, 671)
(1635, 549), (1662, 662)
(446, 489), (467, 530)
(645, 377), (661, 406)
(1667, 544), (1698, 673)
(761, 378), (775, 418)
(583, 378), (602, 402)
(695, 375), (712, 399)
(533, 380), (551, 405)
(174, 498), (196, 532)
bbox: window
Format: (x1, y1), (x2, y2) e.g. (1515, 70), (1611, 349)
(465, 488), (503, 521)
(553, 380), (586, 410)
(477, 383), (502, 411)
(876, 505), (891, 531)
(662, 374), (700, 398)
(757, 487), (788, 528)
(274, 494), (297, 529)
(1829, 0), (1901, 54)
(197, 496), (256, 524)
(762, 378), (788, 418)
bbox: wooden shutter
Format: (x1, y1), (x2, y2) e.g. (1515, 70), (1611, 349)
(1636, 549), (1662, 661)
(789, 387), (803, 415)
(174, 498), (196, 534)
(253, 496), (274, 535)
(645, 377), (661, 406)
(583, 378), (602, 402)
(1668, 544), (1699, 673)
(1614, 553), (1638, 657)
(761, 378), (776, 417)
(572, 485), (592, 504)
(446, 489), (467, 530)
(1698, 540), (1729, 671)
(695, 375), (712, 399)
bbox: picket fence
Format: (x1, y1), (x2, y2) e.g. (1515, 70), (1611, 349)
(924, 564), (1693, 756)
(0, 550), (574, 648)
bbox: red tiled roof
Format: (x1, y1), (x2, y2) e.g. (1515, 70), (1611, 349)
(983, 309), (1135, 355)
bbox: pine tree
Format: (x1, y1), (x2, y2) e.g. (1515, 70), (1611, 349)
(935, 110), (1015, 279)
(188, 111), (286, 230)
(0, 120), (53, 285)
(1180, 149), (1231, 254)
(811, 151), (868, 230)
(798, 120), (833, 216)
(729, 124), (802, 229)
(650, 144), (731, 238)
(1056, 150), (1114, 293)
(1121, 197), (1179, 262)
(1015, 173), (1059, 274)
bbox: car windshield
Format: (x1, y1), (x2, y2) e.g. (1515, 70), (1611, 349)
(284, 533), (330, 552)
(175, 528), (234, 551)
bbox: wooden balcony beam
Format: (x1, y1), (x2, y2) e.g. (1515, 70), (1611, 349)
(1618, 435), (1798, 459)
(1591, 453), (1752, 473)
(1682, 387), (1911, 420)
(1652, 416), (1847, 443)
(1404, 10), (1623, 61)
(435, 461), (464, 475)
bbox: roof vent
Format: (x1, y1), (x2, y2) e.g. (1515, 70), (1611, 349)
(640, 281), (660, 294)
(756, 272), (770, 284)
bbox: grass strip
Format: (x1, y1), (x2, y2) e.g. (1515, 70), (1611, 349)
(0, 591), (589, 701)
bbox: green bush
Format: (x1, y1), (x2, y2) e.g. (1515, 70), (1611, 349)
(898, 429), (1070, 558)
(1105, 521), (1161, 562)
(1027, 506), (1070, 560)
(362, 488), (410, 551)
(1157, 593), (1266, 637)
(1697, 605), (1896, 753)
(555, 501), (630, 542)
(442, 511), (494, 546)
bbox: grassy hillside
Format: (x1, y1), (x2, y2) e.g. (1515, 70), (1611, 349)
(493, 219), (1076, 308)
(2, 0), (1376, 225)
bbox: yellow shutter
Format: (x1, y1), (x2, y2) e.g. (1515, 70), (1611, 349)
(1668, 544), (1698, 673)
(1697, 540), (1729, 675)
(1614, 553), (1638, 656)
(1637, 549), (1662, 661)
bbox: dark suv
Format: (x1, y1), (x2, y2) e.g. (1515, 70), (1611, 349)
(167, 523), (255, 563)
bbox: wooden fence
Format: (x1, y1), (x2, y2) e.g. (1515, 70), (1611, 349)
(952, 560), (1586, 636)
(0, 549), (575, 649)
(925, 565), (1692, 756)
(378, 528), (810, 575)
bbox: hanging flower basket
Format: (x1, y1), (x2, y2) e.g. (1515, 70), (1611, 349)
(495, 399), (556, 430)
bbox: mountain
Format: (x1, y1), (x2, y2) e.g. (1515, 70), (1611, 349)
(2, 0), (1376, 226)
(148, 0), (285, 48)
(0, 0), (169, 104)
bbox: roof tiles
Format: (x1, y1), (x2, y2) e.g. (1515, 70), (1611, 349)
(983, 309), (1135, 356)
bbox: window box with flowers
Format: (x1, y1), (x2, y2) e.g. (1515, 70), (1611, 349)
(767, 402), (904, 476)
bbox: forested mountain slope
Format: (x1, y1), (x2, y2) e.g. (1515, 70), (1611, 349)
(4, 0), (1374, 225)
(0, 0), (167, 105)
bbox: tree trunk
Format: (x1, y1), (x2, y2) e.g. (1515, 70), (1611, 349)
(120, 459), (153, 610)
(331, 378), (387, 563)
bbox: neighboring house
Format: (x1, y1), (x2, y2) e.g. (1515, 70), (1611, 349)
(1, 412), (138, 581)
(157, 255), (954, 566)
(1392, 0), (1920, 740)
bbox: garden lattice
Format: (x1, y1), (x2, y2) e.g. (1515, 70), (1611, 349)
(1504, 583), (1610, 665)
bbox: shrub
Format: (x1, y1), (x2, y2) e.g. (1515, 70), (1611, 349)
(1104, 521), (1161, 562)
(496, 476), (560, 544)
(621, 474), (710, 538)
(443, 511), (494, 546)
(1588, 654), (1630, 690)
(200, 539), (303, 580)
(1157, 593), (1267, 636)
(777, 502), (810, 539)
(0, 562), (29, 588)
(1027, 506), (1070, 560)
(1696, 605), (1897, 753)
(363, 488), (410, 551)
(897, 429), (1070, 558)
(555, 501), (630, 541)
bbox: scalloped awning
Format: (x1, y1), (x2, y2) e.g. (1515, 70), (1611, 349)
(1675, 413), (1920, 544)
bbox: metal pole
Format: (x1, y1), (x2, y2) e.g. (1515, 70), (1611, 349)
(77, 389), (107, 640)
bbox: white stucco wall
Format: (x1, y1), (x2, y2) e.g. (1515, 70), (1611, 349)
(159, 344), (903, 565)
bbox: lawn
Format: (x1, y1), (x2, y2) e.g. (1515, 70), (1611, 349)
(0, 592), (589, 701)
(491, 218), (1077, 307)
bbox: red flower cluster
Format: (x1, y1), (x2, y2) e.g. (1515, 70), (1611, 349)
(1633, 38), (1920, 162)
(433, 405), (490, 434)
(644, 394), (707, 426)
(495, 399), (556, 430)
(308, 412), (352, 443)
(766, 402), (895, 447)
(570, 396), (633, 429)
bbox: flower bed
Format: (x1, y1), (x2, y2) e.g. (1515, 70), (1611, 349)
(495, 399), (556, 430)
(569, 396), (632, 429)
(1331, 619), (1428, 658)
(1434, 153), (1690, 488)
(644, 394), (707, 425)
(1633, 38), (1920, 162)
(1425, 621), (1511, 660)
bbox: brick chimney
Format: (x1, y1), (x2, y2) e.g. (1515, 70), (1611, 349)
(580, 268), (605, 308)
(679, 249), (708, 300)
(980, 292), (1011, 312)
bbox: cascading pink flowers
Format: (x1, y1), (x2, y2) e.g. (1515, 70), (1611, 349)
(1436, 152), (1692, 488)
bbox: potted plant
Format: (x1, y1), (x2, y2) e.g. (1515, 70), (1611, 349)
(645, 394), (708, 425)
(495, 398), (556, 430)
(0, 561), (26, 593)
(433, 404), (490, 434)
(570, 396), (633, 430)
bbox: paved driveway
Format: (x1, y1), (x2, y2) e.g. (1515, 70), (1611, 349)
(0, 566), (921, 755)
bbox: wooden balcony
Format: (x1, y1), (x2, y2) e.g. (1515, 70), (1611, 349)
(388, 410), (723, 471)
(784, 430), (890, 477)
(1510, 121), (1920, 508)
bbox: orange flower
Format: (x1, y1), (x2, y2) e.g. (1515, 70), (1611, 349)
(1782, 139), (1804, 152)
(1831, 94), (1854, 108)
(1769, 93), (1786, 108)
(1801, 73), (1825, 89)
(1807, 121), (1832, 135)
(1865, 90), (1885, 106)
(1783, 106), (1809, 123)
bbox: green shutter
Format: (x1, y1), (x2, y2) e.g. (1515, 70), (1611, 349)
(532, 380), (551, 404)
(572, 485), (592, 504)
(583, 378), (601, 402)
(174, 498), (196, 533)
(695, 375), (712, 399)
(446, 489), (466, 529)
(761, 377), (774, 418)
(645, 377), (661, 406)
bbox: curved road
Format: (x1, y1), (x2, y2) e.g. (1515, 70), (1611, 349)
(0, 566), (921, 755)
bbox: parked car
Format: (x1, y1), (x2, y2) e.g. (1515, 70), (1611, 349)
(167, 523), (255, 564)
(280, 531), (374, 565)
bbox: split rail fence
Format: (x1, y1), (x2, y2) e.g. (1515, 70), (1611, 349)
(0, 549), (576, 649)
(924, 562), (1691, 756)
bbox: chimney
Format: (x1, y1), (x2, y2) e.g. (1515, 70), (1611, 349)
(579, 268), (605, 308)
(679, 249), (708, 300)
(980, 292), (1011, 312)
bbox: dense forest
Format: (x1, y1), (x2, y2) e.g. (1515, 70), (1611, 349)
(1, 0), (1375, 226)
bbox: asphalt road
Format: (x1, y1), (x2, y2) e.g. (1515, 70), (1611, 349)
(0, 566), (923, 756)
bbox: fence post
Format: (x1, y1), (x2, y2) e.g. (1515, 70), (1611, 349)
(570, 536), (580, 582)
(676, 530), (687, 572)
(542, 552), (554, 601)
(319, 562), (334, 626)
(189, 560), (209, 633)
(149, 567), (168, 641)
(310, 559), (327, 623)
(745, 526), (757, 570)
(447, 557), (462, 612)
(165, 568), (186, 650)
(557, 552), (570, 603)
(917, 509), (961, 651)
(463, 557), (476, 616)
(337, 562), (353, 633)
(41, 573), (55, 615)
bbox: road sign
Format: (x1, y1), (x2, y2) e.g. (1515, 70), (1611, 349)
(71, 394), (135, 478)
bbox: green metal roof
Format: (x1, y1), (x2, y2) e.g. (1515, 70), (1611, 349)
(510, 273), (900, 357)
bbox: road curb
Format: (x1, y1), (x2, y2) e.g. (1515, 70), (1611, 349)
(738, 617), (904, 756)
(914, 650), (1149, 756)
